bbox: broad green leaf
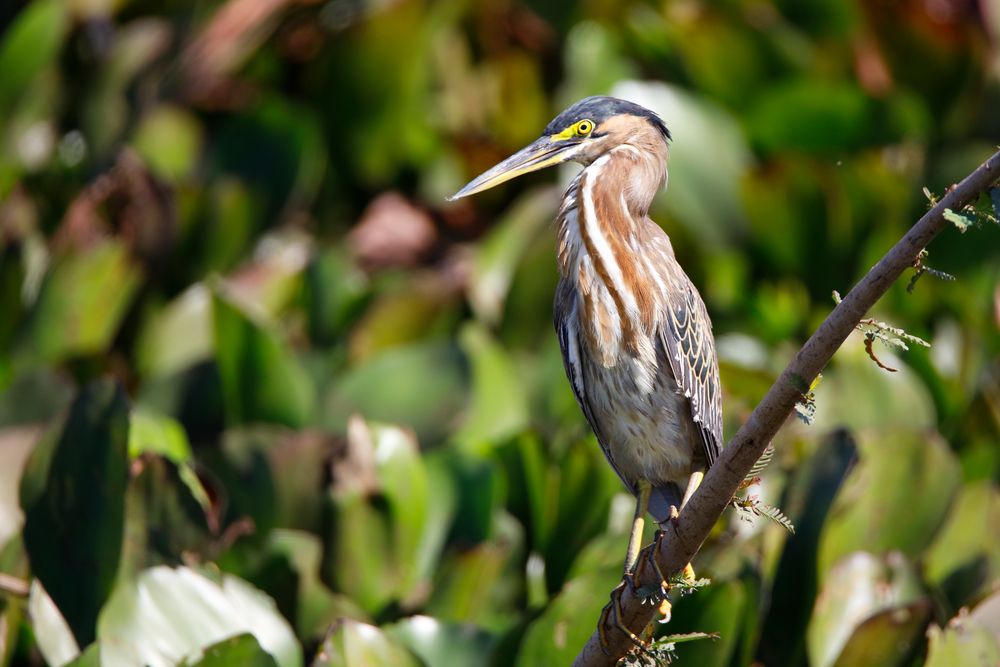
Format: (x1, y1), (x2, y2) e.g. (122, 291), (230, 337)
(185, 634), (278, 667)
(466, 187), (559, 325)
(304, 249), (370, 346)
(385, 616), (496, 667)
(132, 105), (204, 182)
(452, 323), (529, 448)
(818, 431), (960, 574)
(264, 529), (369, 641)
(0, 0), (68, 114)
(21, 380), (129, 648)
(924, 481), (1000, 608)
(128, 408), (193, 463)
(612, 80), (752, 244)
(370, 421), (431, 599)
(128, 408), (211, 513)
(321, 419), (438, 614)
(65, 642), (101, 667)
(813, 330), (937, 432)
(136, 284), (213, 379)
(667, 579), (749, 666)
(748, 80), (869, 154)
(324, 341), (465, 444)
(212, 97), (326, 217)
(81, 18), (172, 154)
(807, 551), (926, 667)
(543, 438), (620, 592)
(925, 595), (1000, 667)
(515, 566), (621, 667)
(98, 566), (301, 667)
(830, 602), (931, 667)
(312, 619), (420, 667)
(212, 291), (315, 428)
(347, 282), (459, 363)
(758, 430), (857, 667)
(17, 241), (140, 365)
(426, 512), (524, 631)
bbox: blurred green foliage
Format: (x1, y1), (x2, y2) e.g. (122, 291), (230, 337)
(0, 0), (999, 665)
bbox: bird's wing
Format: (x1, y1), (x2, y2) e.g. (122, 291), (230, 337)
(553, 279), (631, 489)
(658, 270), (724, 466)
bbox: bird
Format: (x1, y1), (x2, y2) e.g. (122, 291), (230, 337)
(449, 96), (722, 650)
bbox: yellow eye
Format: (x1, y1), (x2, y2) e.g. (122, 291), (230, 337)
(576, 120), (593, 135)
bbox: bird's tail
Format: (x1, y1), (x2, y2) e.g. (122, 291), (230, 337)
(648, 482), (683, 526)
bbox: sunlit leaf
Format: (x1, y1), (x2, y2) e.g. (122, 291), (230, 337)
(385, 615), (496, 667)
(17, 241), (140, 365)
(818, 431), (959, 574)
(924, 481), (1000, 607)
(98, 566), (301, 667)
(132, 105), (204, 182)
(312, 619), (420, 667)
(807, 551), (927, 667)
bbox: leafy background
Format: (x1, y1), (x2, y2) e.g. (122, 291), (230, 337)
(0, 0), (999, 665)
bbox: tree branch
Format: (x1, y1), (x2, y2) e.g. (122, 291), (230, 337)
(572, 149), (1000, 667)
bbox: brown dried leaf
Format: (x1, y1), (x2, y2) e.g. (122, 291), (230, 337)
(864, 333), (898, 372)
(349, 193), (438, 271)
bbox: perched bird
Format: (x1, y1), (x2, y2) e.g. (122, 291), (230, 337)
(449, 96), (722, 648)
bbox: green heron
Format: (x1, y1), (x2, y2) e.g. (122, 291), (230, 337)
(450, 96), (722, 649)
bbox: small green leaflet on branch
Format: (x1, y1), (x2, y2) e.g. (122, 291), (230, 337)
(907, 249), (955, 294)
(622, 632), (719, 666)
(731, 443), (795, 533)
(942, 208), (975, 233)
(792, 374), (821, 425)
(732, 494), (796, 534)
(832, 291), (929, 373)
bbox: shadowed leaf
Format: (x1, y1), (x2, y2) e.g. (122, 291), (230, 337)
(21, 379), (129, 647)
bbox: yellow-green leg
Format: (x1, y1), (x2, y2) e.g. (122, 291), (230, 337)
(598, 480), (654, 654)
(647, 469), (706, 623)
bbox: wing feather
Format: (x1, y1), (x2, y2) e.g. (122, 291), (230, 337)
(660, 274), (723, 465)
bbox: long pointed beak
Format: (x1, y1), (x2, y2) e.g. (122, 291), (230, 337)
(447, 136), (579, 201)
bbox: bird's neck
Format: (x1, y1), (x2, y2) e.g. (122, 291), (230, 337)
(556, 146), (669, 363)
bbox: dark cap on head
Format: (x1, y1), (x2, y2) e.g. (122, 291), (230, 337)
(543, 96), (671, 141)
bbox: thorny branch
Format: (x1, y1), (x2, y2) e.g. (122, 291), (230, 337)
(572, 149), (1000, 667)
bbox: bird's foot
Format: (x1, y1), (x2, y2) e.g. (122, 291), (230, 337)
(597, 576), (656, 657)
(644, 529), (673, 623)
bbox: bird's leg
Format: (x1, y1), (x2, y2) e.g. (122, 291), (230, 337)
(645, 469), (708, 624)
(678, 470), (704, 582)
(598, 480), (654, 655)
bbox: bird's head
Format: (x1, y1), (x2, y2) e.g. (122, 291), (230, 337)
(448, 96), (671, 201)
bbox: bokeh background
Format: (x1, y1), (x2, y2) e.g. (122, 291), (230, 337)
(1, 0), (999, 665)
